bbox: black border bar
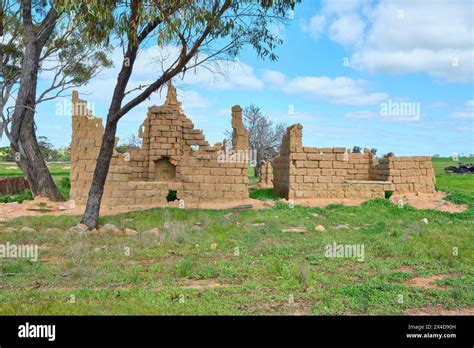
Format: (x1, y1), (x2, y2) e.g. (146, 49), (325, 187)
(0, 315), (472, 346)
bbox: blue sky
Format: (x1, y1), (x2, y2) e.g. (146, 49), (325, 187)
(12, 0), (474, 156)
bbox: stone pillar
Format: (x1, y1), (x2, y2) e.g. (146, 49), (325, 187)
(70, 91), (104, 205)
(288, 124), (303, 152)
(231, 105), (249, 151)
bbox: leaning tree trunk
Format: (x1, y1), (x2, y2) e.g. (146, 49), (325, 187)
(17, 110), (64, 201)
(80, 118), (118, 229)
(9, 2), (62, 201)
(9, 48), (65, 202)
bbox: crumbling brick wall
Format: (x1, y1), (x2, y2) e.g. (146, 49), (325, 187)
(70, 82), (249, 207)
(371, 156), (435, 194)
(273, 124), (301, 197)
(257, 161), (273, 188)
(272, 124), (435, 199)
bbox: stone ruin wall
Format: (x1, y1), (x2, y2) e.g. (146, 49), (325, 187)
(70, 84), (249, 207)
(273, 124), (435, 199)
(257, 161), (273, 188)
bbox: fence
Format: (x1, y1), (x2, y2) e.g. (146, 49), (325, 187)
(0, 177), (30, 195)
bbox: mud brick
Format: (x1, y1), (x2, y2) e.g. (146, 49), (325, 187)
(307, 154), (323, 161)
(319, 161), (332, 168)
(304, 161), (320, 168)
(290, 153), (306, 160)
(303, 147), (320, 153)
(293, 168), (307, 175)
(322, 154), (336, 161)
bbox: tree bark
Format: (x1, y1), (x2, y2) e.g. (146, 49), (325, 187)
(254, 149), (262, 178)
(80, 41), (139, 229)
(17, 111), (64, 201)
(9, 1), (63, 201)
(80, 118), (118, 228)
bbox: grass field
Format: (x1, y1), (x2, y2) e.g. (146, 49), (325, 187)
(432, 157), (474, 193)
(0, 161), (70, 177)
(0, 158), (473, 315)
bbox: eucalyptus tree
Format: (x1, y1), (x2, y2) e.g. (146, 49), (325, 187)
(1, 0), (111, 201)
(56, 0), (299, 228)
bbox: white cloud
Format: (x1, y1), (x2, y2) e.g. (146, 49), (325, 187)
(68, 45), (261, 115)
(322, 0), (365, 15)
(305, 0), (474, 83)
(263, 71), (389, 105)
(328, 14), (365, 47)
(450, 100), (474, 120)
(130, 45), (263, 91)
(301, 15), (326, 40)
(178, 90), (214, 110)
(262, 70), (287, 87)
(182, 60), (264, 91)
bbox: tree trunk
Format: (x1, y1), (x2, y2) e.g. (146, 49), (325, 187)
(253, 150), (262, 178)
(10, 51), (64, 201)
(17, 110), (64, 201)
(9, 2), (63, 201)
(80, 118), (118, 229)
(253, 165), (259, 178)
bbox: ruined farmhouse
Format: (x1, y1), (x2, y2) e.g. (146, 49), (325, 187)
(273, 124), (436, 199)
(70, 82), (436, 208)
(70, 82), (249, 207)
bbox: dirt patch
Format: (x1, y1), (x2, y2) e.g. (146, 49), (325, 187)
(0, 197), (269, 221)
(395, 265), (414, 273)
(405, 274), (452, 290)
(289, 198), (367, 208)
(391, 192), (468, 213)
(405, 306), (474, 315)
(0, 191), (467, 222)
(181, 279), (230, 290)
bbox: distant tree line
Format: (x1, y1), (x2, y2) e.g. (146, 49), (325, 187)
(0, 136), (70, 162)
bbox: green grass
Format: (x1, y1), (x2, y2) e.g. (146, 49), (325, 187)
(0, 174), (473, 315)
(432, 156), (473, 174)
(250, 188), (281, 200)
(0, 162), (70, 201)
(436, 174), (474, 193)
(248, 166), (259, 187)
(432, 157), (474, 193)
(0, 158), (473, 315)
(0, 190), (34, 203)
(0, 161), (70, 177)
